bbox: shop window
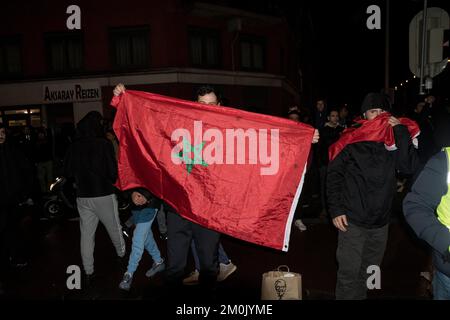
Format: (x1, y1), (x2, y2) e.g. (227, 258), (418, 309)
(5, 109), (29, 115)
(8, 119), (27, 127)
(31, 115), (41, 127)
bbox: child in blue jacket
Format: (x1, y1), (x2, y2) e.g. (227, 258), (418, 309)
(119, 188), (165, 291)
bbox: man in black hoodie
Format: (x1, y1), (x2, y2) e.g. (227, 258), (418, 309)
(63, 111), (126, 284)
(327, 93), (419, 300)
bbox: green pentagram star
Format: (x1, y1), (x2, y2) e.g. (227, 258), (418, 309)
(174, 140), (208, 174)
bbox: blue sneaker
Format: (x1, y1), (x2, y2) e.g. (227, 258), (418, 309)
(119, 272), (133, 291)
(145, 259), (165, 278)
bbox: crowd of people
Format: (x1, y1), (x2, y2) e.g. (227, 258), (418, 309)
(0, 84), (449, 300)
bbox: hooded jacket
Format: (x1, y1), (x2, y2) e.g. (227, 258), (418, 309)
(63, 111), (117, 198)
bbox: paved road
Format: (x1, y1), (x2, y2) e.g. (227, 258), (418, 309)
(2, 190), (431, 301)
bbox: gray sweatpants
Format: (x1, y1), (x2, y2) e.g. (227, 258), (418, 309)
(77, 194), (126, 275)
(335, 222), (389, 300)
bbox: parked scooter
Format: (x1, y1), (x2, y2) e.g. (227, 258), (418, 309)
(43, 177), (131, 222)
(41, 177), (77, 220)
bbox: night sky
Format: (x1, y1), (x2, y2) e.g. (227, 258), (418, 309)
(201, 0), (449, 111)
(305, 0), (450, 110)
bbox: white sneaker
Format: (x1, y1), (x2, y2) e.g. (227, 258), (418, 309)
(295, 219), (307, 231)
(218, 261), (237, 282)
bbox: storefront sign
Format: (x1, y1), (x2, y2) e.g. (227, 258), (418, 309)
(43, 83), (101, 103)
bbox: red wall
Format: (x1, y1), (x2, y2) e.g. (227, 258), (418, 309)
(1, 0), (297, 82)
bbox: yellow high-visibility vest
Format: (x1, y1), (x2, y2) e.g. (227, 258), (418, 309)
(437, 147), (450, 228)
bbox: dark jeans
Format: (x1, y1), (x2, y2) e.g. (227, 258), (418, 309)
(335, 222), (389, 300)
(165, 211), (220, 294)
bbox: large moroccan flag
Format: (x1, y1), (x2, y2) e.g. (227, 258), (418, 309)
(111, 90), (314, 251)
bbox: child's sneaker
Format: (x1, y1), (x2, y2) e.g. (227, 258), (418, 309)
(145, 259), (165, 278)
(119, 272), (133, 291)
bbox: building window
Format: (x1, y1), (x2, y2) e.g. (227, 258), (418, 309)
(189, 28), (220, 68)
(110, 27), (150, 69)
(240, 36), (265, 71)
(0, 36), (22, 78)
(45, 32), (83, 74)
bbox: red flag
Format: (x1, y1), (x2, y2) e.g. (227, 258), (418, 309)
(111, 90), (314, 251)
(329, 113), (420, 162)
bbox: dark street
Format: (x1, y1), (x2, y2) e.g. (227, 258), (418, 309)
(2, 192), (430, 301)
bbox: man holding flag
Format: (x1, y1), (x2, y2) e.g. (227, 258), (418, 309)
(111, 83), (319, 299)
(327, 92), (420, 300)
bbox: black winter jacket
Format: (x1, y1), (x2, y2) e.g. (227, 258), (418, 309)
(63, 112), (117, 198)
(327, 125), (419, 228)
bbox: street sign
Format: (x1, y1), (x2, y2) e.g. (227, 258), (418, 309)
(409, 7), (449, 78)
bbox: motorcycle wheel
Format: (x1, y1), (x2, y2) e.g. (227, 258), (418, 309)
(43, 199), (65, 220)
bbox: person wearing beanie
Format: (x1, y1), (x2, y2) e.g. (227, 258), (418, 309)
(359, 92), (392, 115)
(327, 92), (419, 300)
